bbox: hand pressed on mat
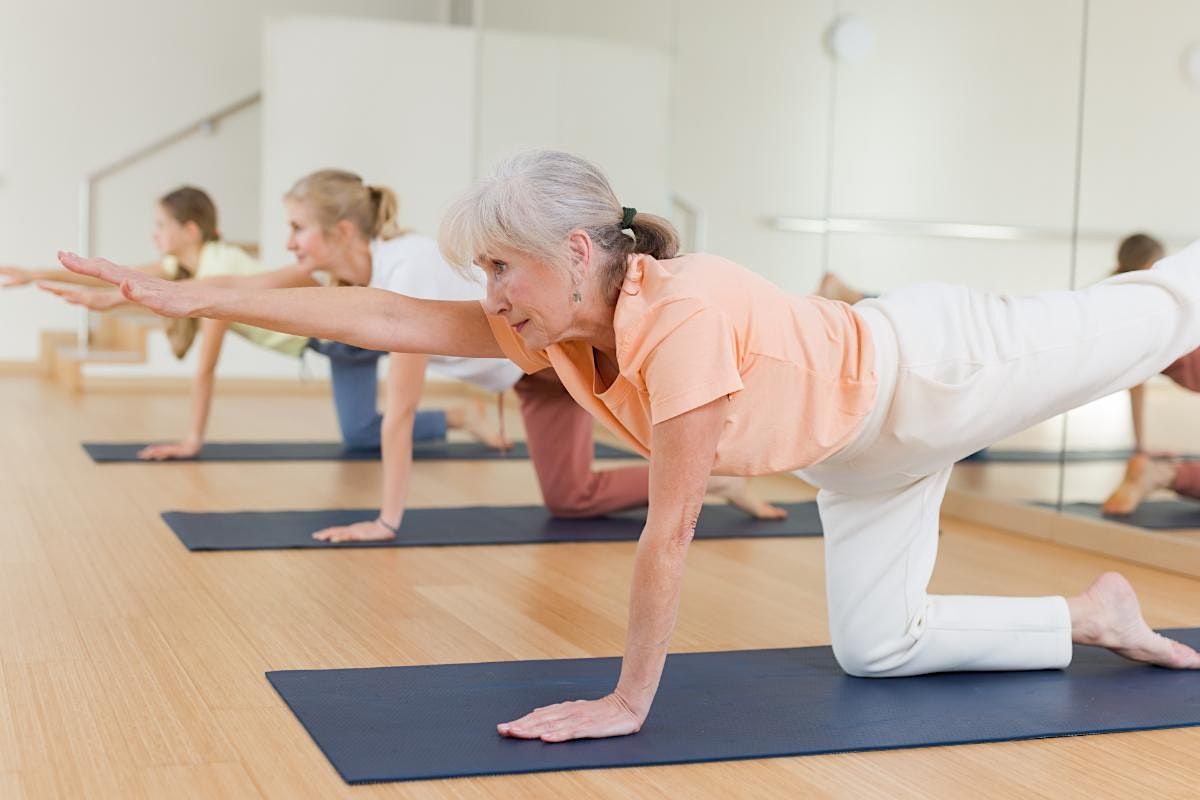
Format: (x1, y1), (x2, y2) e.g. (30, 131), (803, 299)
(498, 693), (643, 742)
(312, 519), (397, 543)
(138, 439), (202, 461)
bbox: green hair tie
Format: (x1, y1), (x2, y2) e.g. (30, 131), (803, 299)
(620, 206), (637, 230)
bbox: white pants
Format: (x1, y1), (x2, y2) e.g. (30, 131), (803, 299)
(798, 240), (1200, 677)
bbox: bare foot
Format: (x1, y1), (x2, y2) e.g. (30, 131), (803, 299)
(1100, 454), (1177, 515)
(815, 272), (866, 305)
(445, 400), (509, 450)
(705, 476), (788, 520)
(1068, 572), (1200, 668)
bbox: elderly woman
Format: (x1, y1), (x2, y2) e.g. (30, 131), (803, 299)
(60, 150), (1200, 743)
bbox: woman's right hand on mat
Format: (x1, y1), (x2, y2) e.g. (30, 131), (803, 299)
(137, 439), (202, 461)
(0, 266), (34, 287)
(57, 251), (201, 317)
(37, 282), (125, 311)
(312, 520), (397, 543)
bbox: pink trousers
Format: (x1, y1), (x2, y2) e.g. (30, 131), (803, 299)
(514, 369), (650, 517)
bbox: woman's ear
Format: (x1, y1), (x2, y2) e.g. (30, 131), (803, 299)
(333, 218), (360, 244)
(182, 220), (204, 243)
(566, 229), (593, 269)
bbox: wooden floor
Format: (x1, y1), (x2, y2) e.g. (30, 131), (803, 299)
(5, 375), (1200, 799)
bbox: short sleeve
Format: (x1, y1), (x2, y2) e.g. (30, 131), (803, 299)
(160, 254), (180, 279)
(624, 299), (744, 424)
(483, 304), (552, 373)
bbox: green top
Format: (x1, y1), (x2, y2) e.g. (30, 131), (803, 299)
(162, 241), (308, 357)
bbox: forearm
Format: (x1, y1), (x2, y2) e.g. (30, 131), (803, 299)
(614, 528), (692, 714)
(194, 263), (315, 291)
(194, 286), (491, 356)
(378, 412), (416, 526)
(34, 269), (113, 287)
(187, 370), (216, 442)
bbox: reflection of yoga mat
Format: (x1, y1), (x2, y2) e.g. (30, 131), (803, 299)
(268, 628), (1200, 784)
(962, 448), (1132, 463)
(1057, 501), (1200, 530)
(161, 502), (822, 551)
(83, 440), (638, 463)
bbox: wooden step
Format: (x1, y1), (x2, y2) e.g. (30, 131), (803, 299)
(52, 344), (145, 393)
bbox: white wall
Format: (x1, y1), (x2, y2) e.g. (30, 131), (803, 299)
(259, 18), (477, 267)
(0, 0), (446, 362)
(262, 17), (672, 262)
(669, 0), (835, 294)
(1075, 0), (1200, 285)
(476, 32), (671, 216)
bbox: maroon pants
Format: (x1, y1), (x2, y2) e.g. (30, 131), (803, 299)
(514, 369), (650, 517)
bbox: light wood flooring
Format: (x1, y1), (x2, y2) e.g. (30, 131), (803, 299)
(4, 376), (1200, 798)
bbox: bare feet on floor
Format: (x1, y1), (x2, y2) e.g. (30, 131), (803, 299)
(705, 476), (788, 519)
(815, 272), (866, 305)
(445, 400), (510, 450)
(1068, 571), (1200, 669)
(1100, 454), (1177, 515)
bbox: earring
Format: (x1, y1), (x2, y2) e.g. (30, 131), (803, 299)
(572, 289), (582, 303)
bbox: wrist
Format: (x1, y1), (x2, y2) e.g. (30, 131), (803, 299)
(375, 515), (401, 534)
(611, 685), (653, 721)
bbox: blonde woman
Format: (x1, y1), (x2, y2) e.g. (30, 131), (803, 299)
(61, 150), (1199, 743)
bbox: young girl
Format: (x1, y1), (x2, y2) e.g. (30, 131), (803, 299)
(61, 150), (1199, 743)
(22, 186), (491, 461)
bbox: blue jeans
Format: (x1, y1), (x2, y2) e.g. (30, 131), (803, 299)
(307, 339), (447, 450)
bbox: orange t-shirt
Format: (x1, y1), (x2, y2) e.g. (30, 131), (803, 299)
(486, 253), (876, 475)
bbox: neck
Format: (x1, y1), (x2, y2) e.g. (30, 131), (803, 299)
(175, 241), (205, 270)
(345, 238), (373, 285)
(570, 296), (619, 355)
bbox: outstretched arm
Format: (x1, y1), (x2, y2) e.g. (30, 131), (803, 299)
(4, 260), (163, 288)
(497, 395), (729, 742)
(58, 251), (504, 359)
(194, 262), (318, 291)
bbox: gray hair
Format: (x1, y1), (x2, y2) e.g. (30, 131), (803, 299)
(439, 150), (679, 299)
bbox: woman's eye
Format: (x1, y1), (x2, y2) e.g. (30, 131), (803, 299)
(493, 261), (506, 275)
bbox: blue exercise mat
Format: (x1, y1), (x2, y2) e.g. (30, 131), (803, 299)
(82, 440), (638, 463)
(161, 502), (822, 551)
(1057, 500), (1200, 530)
(267, 628), (1200, 784)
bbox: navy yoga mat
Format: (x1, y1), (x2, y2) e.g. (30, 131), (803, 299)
(161, 502), (822, 551)
(268, 628), (1200, 784)
(82, 440), (638, 463)
(1057, 500), (1200, 530)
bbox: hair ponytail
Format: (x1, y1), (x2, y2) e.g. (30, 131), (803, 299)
(286, 170), (408, 240)
(368, 184), (404, 239)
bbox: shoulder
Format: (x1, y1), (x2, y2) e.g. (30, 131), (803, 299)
(615, 254), (740, 336)
(198, 241), (260, 277)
